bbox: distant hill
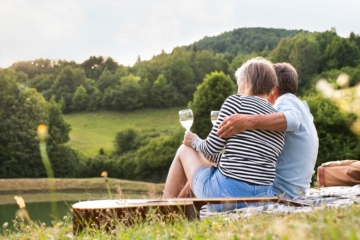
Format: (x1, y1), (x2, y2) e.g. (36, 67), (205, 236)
(187, 27), (305, 61)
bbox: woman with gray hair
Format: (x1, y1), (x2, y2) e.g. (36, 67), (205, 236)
(163, 57), (285, 208)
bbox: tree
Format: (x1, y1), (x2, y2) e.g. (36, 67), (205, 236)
(103, 57), (119, 73)
(349, 31), (360, 49)
(108, 74), (144, 110)
(51, 66), (88, 112)
(114, 65), (130, 79)
(314, 31), (338, 72)
(48, 146), (79, 178)
(0, 69), (20, 171)
(47, 97), (71, 146)
(81, 56), (105, 80)
(164, 58), (195, 101)
(1, 88), (49, 178)
(12, 59), (57, 79)
(289, 33), (321, 94)
(97, 69), (116, 92)
(28, 74), (56, 98)
(87, 88), (103, 111)
(271, 38), (292, 63)
(191, 50), (229, 86)
(150, 74), (173, 107)
(72, 85), (89, 111)
(0, 68), (76, 178)
(230, 52), (262, 74)
(114, 128), (140, 154)
(324, 37), (360, 70)
(272, 32), (321, 95)
(189, 71), (236, 138)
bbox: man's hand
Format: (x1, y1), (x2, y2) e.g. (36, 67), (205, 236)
(182, 131), (198, 147)
(217, 114), (252, 138)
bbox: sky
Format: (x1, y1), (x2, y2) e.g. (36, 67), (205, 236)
(1, 0), (360, 68)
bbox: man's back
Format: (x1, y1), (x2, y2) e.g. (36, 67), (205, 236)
(273, 93), (319, 199)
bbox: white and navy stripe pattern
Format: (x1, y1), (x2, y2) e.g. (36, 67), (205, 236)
(192, 94), (285, 185)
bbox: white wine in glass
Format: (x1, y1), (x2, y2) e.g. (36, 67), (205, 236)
(210, 111), (220, 125)
(179, 109), (194, 131)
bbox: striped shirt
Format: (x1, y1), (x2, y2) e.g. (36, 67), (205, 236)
(192, 94), (285, 185)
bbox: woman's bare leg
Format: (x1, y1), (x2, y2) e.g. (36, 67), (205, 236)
(163, 144), (213, 198)
(177, 181), (194, 198)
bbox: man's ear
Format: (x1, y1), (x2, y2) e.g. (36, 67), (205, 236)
(268, 87), (279, 105)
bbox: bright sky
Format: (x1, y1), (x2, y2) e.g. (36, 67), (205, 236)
(1, 0), (359, 68)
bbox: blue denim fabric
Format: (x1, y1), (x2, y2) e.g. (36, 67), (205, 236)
(192, 165), (274, 211)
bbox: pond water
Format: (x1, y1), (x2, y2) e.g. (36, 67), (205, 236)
(1, 200), (74, 228)
(0, 192), (145, 232)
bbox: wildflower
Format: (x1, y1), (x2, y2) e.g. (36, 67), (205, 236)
(2, 222), (8, 229)
(356, 84), (360, 97)
(101, 171), (108, 178)
(212, 221), (219, 234)
(336, 73), (349, 88)
(316, 79), (335, 98)
(15, 208), (33, 226)
(101, 171), (112, 199)
(37, 124), (48, 141)
(14, 196), (26, 208)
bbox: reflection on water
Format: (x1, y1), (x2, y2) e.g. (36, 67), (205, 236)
(0, 192), (146, 231)
(0, 201), (73, 227)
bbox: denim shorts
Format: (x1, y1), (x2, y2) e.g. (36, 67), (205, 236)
(192, 165), (274, 211)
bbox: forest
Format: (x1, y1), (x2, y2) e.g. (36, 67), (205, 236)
(1, 27), (360, 183)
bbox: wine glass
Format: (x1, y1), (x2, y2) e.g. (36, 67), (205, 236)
(179, 109), (194, 131)
(210, 111), (220, 125)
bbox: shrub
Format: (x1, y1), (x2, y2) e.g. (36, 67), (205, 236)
(189, 71), (236, 138)
(114, 128), (141, 154)
(134, 129), (183, 182)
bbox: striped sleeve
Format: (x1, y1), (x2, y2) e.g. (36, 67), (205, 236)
(191, 95), (243, 162)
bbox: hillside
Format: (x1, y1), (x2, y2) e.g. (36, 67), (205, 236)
(63, 107), (183, 157)
(187, 27), (304, 61)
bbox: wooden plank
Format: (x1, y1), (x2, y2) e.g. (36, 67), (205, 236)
(72, 196), (284, 234)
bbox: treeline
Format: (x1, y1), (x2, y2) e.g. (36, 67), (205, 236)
(1, 27), (360, 182)
(187, 27), (304, 62)
(13, 49), (229, 113)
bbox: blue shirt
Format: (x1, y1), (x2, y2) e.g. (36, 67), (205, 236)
(273, 93), (319, 199)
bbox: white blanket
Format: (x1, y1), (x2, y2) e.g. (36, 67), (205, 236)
(200, 185), (360, 219)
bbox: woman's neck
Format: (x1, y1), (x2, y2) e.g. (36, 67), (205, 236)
(254, 94), (268, 101)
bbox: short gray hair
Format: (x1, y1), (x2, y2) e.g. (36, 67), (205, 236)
(234, 57), (278, 95)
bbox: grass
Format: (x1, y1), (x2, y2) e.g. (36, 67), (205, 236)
(2, 203), (360, 239)
(63, 107), (184, 157)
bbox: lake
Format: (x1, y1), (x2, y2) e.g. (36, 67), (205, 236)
(0, 192), (145, 232)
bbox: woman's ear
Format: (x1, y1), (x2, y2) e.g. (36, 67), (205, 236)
(237, 80), (245, 94)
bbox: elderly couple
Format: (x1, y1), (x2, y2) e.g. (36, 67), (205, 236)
(162, 57), (319, 206)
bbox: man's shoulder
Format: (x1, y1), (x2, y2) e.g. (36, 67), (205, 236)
(277, 93), (298, 102)
(276, 93), (305, 108)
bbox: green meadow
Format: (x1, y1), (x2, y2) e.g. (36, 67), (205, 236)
(63, 107), (185, 157)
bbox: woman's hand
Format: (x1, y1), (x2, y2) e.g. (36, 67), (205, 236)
(182, 131), (198, 147)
